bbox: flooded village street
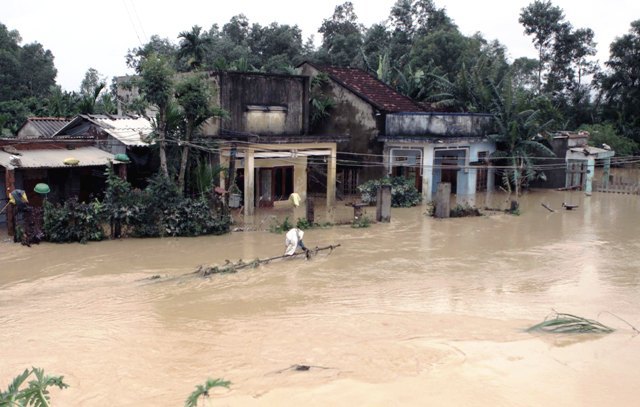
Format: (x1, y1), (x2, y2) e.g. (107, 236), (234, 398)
(1, 190), (639, 406)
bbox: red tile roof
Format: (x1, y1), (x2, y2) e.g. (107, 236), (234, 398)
(321, 66), (426, 113)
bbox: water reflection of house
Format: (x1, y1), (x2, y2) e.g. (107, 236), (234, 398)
(297, 62), (496, 202)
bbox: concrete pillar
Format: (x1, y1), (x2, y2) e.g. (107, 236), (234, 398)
(219, 149), (230, 189)
(585, 157), (595, 195)
(376, 184), (392, 222)
(487, 163), (495, 192)
(382, 145), (391, 176)
(422, 146), (434, 202)
(244, 148), (255, 216)
(293, 158), (308, 202)
(434, 182), (451, 219)
(603, 157), (611, 189)
(293, 157), (308, 222)
(326, 146), (337, 207)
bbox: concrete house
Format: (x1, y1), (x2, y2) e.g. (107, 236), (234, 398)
(297, 62), (427, 196)
(117, 71), (340, 217)
(211, 71), (339, 217)
(381, 112), (496, 202)
(297, 62), (497, 202)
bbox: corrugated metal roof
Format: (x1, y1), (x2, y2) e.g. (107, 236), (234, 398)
(17, 117), (72, 138)
(0, 146), (115, 170)
(55, 114), (153, 147)
(88, 115), (153, 146)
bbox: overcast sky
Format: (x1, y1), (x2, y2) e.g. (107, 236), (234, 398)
(3, 0), (639, 91)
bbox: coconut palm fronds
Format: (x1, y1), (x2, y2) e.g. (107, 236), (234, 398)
(527, 312), (614, 334)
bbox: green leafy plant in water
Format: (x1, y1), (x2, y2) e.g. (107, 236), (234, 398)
(351, 215), (371, 228)
(0, 367), (68, 407)
(296, 217), (313, 230)
(184, 378), (231, 407)
(527, 312), (614, 334)
(357, 176), (422, 207)
(269, 217), (293, 234)
(43, 198), (105, 243)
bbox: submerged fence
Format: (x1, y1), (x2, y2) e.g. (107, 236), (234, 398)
(593, 167), (640, 195)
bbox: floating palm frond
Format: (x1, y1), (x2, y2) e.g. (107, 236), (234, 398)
(527, 312), (614, 334)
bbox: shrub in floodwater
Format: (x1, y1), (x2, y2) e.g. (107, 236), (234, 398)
(184, 378), (231, 407)
(0, 367), (68, 406)
(357, 176), (422, 207)
(450, 204), (482, 218)
(269, 216), (293, 233)
(527, 312), (614, 334)
(43, 198), (105, 243)
(351, 215), (371, 228)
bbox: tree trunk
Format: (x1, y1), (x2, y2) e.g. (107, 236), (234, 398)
(537, 46), (543, 94)
(177, 123), (192, 194)
(158, 110), (169, 178)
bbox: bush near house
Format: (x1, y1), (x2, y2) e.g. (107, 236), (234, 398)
(357, 176), (422, 208)
(42, 171), (231, 243)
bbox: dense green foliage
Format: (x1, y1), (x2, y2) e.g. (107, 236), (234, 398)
(579, 123), (639, 157)
(0, 367), (68, 407)
(357, 176), (422, 207)
(42, 171), (230, 243)
(0, 23), (116, 135)
(43, 198), (105, 243)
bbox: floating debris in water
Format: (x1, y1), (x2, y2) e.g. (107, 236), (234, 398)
(527, 311), (614, 334)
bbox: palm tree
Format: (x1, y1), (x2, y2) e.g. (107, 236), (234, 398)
(178, 25), (212, 71)
(488, 78), (555, 198)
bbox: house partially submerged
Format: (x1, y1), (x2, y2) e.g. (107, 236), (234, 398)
(117, 71), (341, 217)
(0, 140), (118, 235)
(297, 62), (496, 202)
(530, 131), (615, 193)
(211, 72), (339, 216)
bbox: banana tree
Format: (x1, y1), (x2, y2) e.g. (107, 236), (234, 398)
(488, 79), (555, 198)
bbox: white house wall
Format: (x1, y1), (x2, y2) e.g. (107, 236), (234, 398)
(385, 139), (495, 202)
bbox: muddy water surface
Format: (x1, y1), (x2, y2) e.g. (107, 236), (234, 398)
(1, 191), (639, 406)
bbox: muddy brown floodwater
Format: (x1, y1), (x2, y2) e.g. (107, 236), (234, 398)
(1, 190), (640, 406)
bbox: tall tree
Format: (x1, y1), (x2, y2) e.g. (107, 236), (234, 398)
(519, 0), (565, 93)
(137, 53), (176, 177)
(174, 73), (223, 193)
(600, 20), (640, 142)
(318, 2), (363, 66)
(178, 25), (213, 71)
(489, 79), (555, 197)
(126, 35), (178, 73)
